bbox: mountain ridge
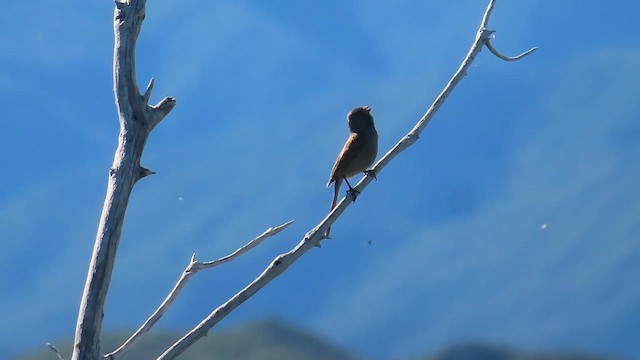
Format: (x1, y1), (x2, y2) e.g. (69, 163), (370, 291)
(17, 319), (618, 360)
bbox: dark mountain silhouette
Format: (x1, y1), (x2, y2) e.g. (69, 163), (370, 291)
(17, 320), (616, 360)
(423, 342), (616, 360)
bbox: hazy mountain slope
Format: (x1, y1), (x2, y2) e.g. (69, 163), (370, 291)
(17, 320), (360, 360)
(17, 320), (616, 360)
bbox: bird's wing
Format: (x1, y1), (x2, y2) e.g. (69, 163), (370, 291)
(327, 133), (364, 187)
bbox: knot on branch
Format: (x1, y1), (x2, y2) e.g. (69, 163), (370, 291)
(478, 28), (496, 41)
(407, 133), (419, 141)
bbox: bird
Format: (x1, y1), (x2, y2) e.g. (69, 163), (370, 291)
(325, 105), (379, 237)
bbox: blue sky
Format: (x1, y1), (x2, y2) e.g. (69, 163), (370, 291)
(1, 1), (639, 359)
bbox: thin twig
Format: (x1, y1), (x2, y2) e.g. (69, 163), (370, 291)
(104, 221), (293, 360)
(198, 221), (294, 268)
(486, 39), (538, 61)
(156, 1), (536, 359)
(47, 343), (67, 360)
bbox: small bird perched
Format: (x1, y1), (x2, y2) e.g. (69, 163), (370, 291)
(326, 106), (379, 237)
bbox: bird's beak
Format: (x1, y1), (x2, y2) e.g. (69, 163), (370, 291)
(363, 106), (372, 112)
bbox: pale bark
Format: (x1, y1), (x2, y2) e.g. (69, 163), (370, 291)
(104, 221), (293, 360)
(68, 0), (536, 359)
(71, 1), (175, 359)
(157, 0), (536, 359)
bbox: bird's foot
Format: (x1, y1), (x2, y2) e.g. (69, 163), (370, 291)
(347, 188), (361, 202)
(364, 169), (377, 180)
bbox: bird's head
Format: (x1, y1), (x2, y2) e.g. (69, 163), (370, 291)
(348, 106), (375, 133)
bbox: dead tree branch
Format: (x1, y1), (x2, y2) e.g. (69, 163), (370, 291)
(71, 1), (176, 359)
(156, 0), (536, 359)
(47, 343), (66, 360)
(486, 37), (538, 61)
(104, 221), (293, 360)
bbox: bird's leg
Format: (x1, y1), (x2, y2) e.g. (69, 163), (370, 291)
(364, 169), (377, 180)
(343, 176), (360, 202)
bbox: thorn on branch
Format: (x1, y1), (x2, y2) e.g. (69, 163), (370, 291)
(143, 78), (155, 105)
(316, 225), (330, 243)
(139, 166), (156, 179)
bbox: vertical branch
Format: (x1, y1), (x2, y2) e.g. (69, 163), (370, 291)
(71, 1), (175, 359)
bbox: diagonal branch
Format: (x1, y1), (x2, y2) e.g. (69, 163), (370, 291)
(158, 232), (317, 360)
(320, 0), (537, 235)
(47, 343), (67, 360)
(104, 221), (293, 360)
(156, 0), (536, 359)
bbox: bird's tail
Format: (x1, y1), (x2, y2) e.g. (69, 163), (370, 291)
(325, 178), (342, 238)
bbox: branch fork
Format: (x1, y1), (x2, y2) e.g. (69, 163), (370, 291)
(104, 221), (293, 360)
(71, 1), (536, 360)
(153, 2), (538, 358)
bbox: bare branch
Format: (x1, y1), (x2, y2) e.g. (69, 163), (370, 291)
(346, 0), (536, 197)
(156, 1), (536, 359)
(47, 343), (67, 360)
(158, 231), (319, 360)
(104, 221), (293, 360)
(148, 96), (177, 130)
(71, 0), (175, 359)
(142, 78), (177, 131)
(486, 39), (538, 61)
(198, 220), (294, 269)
